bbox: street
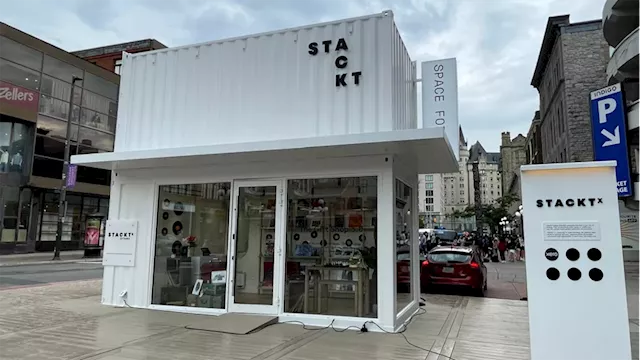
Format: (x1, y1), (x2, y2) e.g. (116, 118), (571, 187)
(0, 262), (103, 289)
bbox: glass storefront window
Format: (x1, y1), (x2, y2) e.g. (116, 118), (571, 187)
(35, 135), (78, 160)
(43, 55), (83, 84)
(0, 122), (10, 173)
(39, 94), (80, 122)
(36, 115), (79, 141)
(0, 36), (43, 71)
(76, 165), (110, 186)
(32, 156), (63, 179)
(0, 187), (19, 243)
(83, 72), (118, 100)
(7, 122), (32, 175)
(78, 126), (114, 151)
(79, 108), (116, 133)
(151, 183), (231, 309)
(0, 59), (41, 91)
(284, 176), (378, 318)
(395, 179), (414, 314)
(40, 75), (82, 104)
(82, 90), (117, 117)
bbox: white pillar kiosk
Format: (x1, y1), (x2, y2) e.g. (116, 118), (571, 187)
(520, 161), (631, 360)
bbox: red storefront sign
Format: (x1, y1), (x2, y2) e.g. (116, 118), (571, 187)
(0, 81), (38, 113)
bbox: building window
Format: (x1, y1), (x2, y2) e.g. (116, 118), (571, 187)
(425, 175), (433, 182)
(426, 190), (433, 197)
(114, 59), (122, 75)
(425, 183), (433, 190)
(43, 55), (84, 84)
(0, 36), (43, 72)
(426, 197), (434, 204)
(460, 190), (464, 195)
(151, 183), (231, 309)
(0, 120), (34, 176)
(0, 59), (42, 91)
(285, 177), (378, 318)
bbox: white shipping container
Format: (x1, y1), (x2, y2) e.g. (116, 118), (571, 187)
(115, 10), (415, 152)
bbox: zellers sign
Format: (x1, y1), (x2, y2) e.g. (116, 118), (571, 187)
(0, 81), (38, 112)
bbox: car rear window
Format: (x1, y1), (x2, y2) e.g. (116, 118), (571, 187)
(427, 252), (471, 263)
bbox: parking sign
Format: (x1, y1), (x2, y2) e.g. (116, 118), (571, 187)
(589, 84), (632, 197)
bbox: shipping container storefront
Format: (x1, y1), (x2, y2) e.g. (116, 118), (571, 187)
(71, 11), (458, 332)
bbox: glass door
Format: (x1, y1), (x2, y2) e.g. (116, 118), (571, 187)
(228, 180), (283, 314)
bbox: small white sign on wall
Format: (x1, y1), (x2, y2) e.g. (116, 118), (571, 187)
(103, 220), (138, 267)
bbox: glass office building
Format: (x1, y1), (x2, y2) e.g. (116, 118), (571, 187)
(0, 23), (118, 253)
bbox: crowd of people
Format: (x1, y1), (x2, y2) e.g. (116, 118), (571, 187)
(418, 231), (525, 263)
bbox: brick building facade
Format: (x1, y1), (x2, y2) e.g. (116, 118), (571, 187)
(500, 131), (527, 197)
(72, 39), (166, 74)
(530, 15), (610, 163)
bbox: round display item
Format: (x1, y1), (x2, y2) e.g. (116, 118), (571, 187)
(589, 268), (604, 282)
(162, 212), (169, 220)
(359, 234), (366, 242)
(311, 231), (318, 239)
(587, 248), (602, 261)
(172, 221), (183, 235)
(266, 234), (273, 240)
(333, 233), (340, 241)
(566, 248), (580, 261)
(320, 240), (328, 247)
(173, 202), (185, 216)
(293, 233), (300, 241)
(567, 267), (582, 281)
(161, 228), (168, 236)
(162, 199), (171, 208)
(345, 239), (353, 247)
(544, 248), (559, 261)
(546, 267), (560, 281)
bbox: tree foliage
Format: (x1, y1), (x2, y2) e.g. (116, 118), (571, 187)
(462, 193), (520, 233)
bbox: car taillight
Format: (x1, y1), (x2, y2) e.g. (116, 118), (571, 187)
(422, 260), (429, 267)
(469, 262), (480, 269)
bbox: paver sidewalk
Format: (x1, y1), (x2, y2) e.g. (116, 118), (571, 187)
(0, 250), (101, 267)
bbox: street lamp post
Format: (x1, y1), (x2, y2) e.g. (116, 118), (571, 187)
(53, 75), (82, 261)
(515, 205), (524, 238)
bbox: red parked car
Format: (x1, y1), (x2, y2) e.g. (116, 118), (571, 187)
(420, 246), (487, 296)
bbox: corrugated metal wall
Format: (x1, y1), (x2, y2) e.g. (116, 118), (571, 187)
(114, 11), (415, 152)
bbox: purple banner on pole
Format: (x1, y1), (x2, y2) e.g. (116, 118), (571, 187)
(66, 164), (77, 188)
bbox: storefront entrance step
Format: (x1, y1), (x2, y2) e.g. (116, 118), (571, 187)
(185, 313), (278, 335)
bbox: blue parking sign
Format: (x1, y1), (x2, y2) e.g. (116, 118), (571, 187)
(590, 84), (632, 197)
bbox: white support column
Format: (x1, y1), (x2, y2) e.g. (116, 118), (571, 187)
(376, 160), (396, 331)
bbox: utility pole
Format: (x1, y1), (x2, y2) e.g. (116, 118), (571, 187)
(53, 75), (82, 260)
(471, 161), (482, 233)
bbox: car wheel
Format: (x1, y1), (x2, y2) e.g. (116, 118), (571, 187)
(474, 286), (485, 297)
(483, 280), (488, 291)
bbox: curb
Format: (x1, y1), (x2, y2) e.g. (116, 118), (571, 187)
(0, 259), (102, 268)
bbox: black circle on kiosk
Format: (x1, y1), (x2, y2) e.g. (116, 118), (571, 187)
(589, 268), (604, 282)
(333, 233), (340, 241)
(293, 233), (300, 241)
(163, 199), (171, 208)
(266, 234), (273, 240)
(566, 248), (580, 261)
(544, 248), (559, 261)
(359, 234), (366, 242)
(320, 240), (327, 246)
(587, 248), (602, 261)
(311, 231), (318, 239)
(345, 239), (353, 247)
(172, 221), (183, 235)
(546, 267), (560, 280)
(173, 202), (184, 216)
(162, 212), (169, 220)
(567, 267), (582, 281)
(161, 228), (168, 236)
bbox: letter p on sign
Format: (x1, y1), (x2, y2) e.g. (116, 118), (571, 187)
(598, 98), (616, 124)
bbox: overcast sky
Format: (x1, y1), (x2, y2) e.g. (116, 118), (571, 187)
(2, 0), (604, 151)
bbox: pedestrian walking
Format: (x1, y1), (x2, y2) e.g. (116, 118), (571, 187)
(498, 238), (507, 263)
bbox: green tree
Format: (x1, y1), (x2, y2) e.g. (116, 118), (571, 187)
(464, 194), (520, 234)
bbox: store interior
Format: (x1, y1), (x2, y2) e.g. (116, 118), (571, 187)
(150, 176), (415, 319)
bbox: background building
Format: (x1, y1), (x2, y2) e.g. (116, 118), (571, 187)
(524, 111), (543, 165)
(72, 39), (166, 74)
(500, 131), (527, 213)
(467, 141), (502, 206)
(0, 22), (119, 253)
(442, 127), (470, 214)
(418, 174), (444, 228)
(530, 15), (610, 163)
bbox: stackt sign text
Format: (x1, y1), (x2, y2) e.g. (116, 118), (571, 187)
(308, 38), (362, 87)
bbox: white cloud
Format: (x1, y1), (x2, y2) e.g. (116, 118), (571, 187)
(0, 0), (604, 150)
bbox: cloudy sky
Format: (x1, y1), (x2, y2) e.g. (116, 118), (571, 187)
(2, 0), (604, 151)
